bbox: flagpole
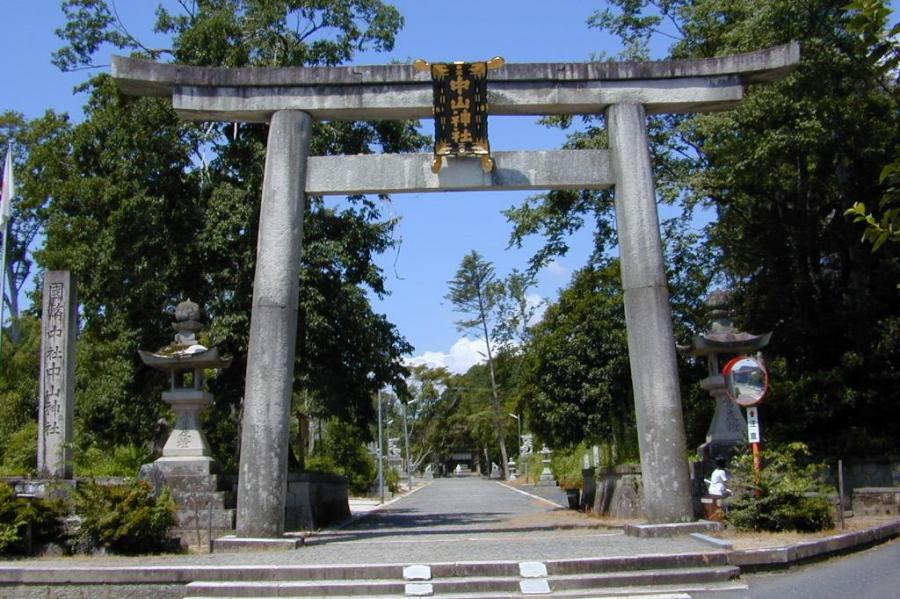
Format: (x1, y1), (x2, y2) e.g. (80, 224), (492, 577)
(0, 144), (13, 361)
(0, 222), (7, 359)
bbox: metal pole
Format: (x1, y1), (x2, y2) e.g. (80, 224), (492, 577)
(403, 401), (412, 491)
(517, 413), (522, 448)
(837, 459), (845, 530)
(377, 390), (384, 504)
(0, 222), (8, 360)
(752, 407), (763, 488)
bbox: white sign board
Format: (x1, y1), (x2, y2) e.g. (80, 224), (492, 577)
(746, 406), (761, 443)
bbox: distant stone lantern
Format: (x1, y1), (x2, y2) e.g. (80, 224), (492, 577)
(538, 445), (555, 485)
(678, 291), (771, 461)
(139, 299), (231, 475)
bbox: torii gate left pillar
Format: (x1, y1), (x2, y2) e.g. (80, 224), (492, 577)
(237, 110), (311, 537)
(111, 42), (799, 537)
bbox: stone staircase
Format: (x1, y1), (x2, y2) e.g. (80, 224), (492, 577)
(164, 472), (236, 549)
(184, 552), (748, 598)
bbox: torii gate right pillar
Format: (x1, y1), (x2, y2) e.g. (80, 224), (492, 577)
(607, 103), (693, 523)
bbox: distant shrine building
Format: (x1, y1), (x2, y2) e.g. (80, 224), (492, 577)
(112, 43), (800, 538)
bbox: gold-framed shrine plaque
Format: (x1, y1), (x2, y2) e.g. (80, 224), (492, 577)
(415, 57), (504, 173)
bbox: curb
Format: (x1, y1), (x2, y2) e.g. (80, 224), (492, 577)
(330, 480), (435, 531)
(728, 519), (900, 571)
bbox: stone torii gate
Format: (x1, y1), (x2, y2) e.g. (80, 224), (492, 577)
(112, 42), (799, 538)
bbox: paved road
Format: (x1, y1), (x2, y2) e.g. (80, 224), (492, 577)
(0, 477), (707, 567)
(745, 538), (900, 599)
(301, 477), (708, 564)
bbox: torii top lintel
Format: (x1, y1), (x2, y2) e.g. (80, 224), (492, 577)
(111, 42), (799, 123)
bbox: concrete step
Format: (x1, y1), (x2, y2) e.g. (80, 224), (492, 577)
(187, 581), (748, 598)
(177, 552), (728, 583)
(184, 565), (740, 597)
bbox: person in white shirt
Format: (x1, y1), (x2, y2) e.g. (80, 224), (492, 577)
(708, 456), (731, 497)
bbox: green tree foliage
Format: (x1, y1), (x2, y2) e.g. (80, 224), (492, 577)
(518, 261), (633, 452)
(516, 217), (715, 456)
(0, 316), (41, 462)
(446, 251), (511, 476)
(306, 418), (376, 495)
(9, 0), (429, 467)
(0, 112), (66, 343)
(843, 0), (900, 250)
(509, 0), (900, 458)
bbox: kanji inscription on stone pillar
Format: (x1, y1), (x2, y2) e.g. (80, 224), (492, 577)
(38, 271), (77, 478)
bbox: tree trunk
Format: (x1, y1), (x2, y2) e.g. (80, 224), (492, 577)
(477, 288), (509, 479)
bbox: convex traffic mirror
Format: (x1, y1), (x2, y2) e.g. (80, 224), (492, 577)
(722, 355), (769, 407)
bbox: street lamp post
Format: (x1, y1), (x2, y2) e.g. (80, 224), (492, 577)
(377, 389), (384, 504)
(508, 413), (522, 448)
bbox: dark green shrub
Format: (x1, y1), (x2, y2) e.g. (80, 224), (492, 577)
(551, 444), (587, 489)
(386, 467), (400, 493)
(727, 442), (834, 533)
(307, 419), (376, 495)
(0, 483), (67, 556)
(72, 479), (177, 555)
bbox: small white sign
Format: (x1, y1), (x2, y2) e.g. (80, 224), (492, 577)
(746, 407), (759, 425)
(748, 425), (760, 443)
(746, 407), (761, 442)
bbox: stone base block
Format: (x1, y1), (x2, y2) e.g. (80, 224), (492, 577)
(212, 535), (305, 553)
(153, 457), (218, 477)
(852, 487), (900, 517)
(173, 527), (236, 550)
(176, 507), (235, 529)
(625, 520), (722, 538)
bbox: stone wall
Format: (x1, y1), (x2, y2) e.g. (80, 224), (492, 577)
(826, 459), (900, 510)
(852, 487), (900, 517)
(591, 465), (645, 519)
(284, 472), (350, 530)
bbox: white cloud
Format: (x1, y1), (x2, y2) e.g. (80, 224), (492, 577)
(407, 337), (487, 374)
(545, 259), (569, 279)
(525, 292), (547, 325)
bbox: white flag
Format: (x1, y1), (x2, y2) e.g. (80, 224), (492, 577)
(0, 147), (13, 227)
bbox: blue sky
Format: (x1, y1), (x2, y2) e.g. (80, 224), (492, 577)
(1, 1), (679, 372)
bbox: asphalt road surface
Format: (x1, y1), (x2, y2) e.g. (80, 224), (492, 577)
(746, 538), (900, 599)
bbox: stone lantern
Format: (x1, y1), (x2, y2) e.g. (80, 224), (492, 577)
(678, 291), (771, 461)
(538, 445), (555, 485)
(139, 299), (231, 476)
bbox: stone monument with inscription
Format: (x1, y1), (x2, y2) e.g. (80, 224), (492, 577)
(38, 271), (77, 479)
